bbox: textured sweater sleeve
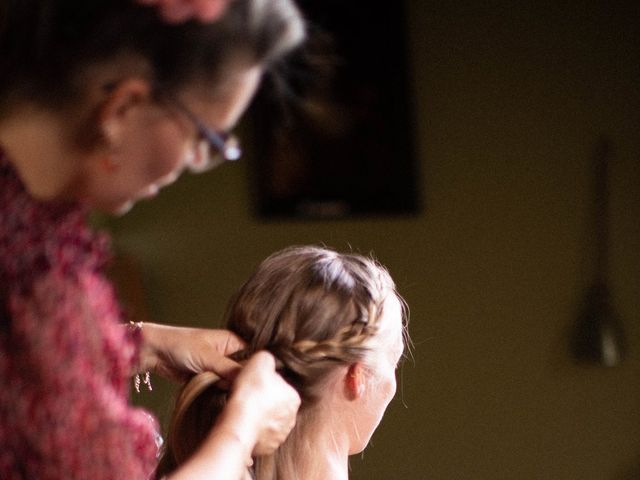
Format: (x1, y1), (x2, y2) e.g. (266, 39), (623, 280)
(0, 155), (159, 479)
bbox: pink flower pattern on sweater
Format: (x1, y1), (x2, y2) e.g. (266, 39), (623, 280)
(0, 154), (158, 479)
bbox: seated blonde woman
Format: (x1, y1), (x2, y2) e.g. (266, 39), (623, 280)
(156, 245), (408, 480)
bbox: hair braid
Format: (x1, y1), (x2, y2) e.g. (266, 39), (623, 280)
(156, 246), (405, 479)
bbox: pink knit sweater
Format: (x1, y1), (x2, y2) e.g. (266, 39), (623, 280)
(0, 153), (158, 479)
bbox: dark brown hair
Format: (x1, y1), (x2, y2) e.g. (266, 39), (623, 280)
(0, 0), (305, 115)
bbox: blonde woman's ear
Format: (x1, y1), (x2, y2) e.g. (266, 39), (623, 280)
(345, 363), (366, 400)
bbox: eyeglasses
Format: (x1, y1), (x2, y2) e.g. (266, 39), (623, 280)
(165, 96), (242, 173)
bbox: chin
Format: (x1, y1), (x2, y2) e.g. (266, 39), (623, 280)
(349, 441), (370, 456)
(348, 414), (386, 455)
(92, 199), (134, 216)
(349, 432), (375, 455)
(112, 200), (135, 216)
(81, 189), (137, 215)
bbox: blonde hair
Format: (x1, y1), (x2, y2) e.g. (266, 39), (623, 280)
(156, 246), (406, 479)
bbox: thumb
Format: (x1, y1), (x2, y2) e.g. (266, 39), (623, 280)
(203, 355), (243, 381)
(198, 330), (246, 381)
(246, 351), (277, 373)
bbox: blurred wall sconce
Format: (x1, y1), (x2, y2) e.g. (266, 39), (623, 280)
(570, 138), (626, 367)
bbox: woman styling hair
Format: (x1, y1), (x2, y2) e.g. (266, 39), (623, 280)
(0, 1), (305, 478)
(157, 246), (409, 480)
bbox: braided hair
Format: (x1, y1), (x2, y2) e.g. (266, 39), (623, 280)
(156, 245), (407, 479)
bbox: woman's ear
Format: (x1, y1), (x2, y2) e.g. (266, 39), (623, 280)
(345, 363), (366, 400)
(99, 78), (153, 150)
(93, 78), (153, 173)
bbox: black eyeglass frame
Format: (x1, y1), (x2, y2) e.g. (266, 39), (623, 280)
(159, 93), (242, 173)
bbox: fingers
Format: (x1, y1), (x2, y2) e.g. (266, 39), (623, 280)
(143, 324), (246, 383)
(192, 0), (232, 22)
(136, 0), (232, 24)
(218, 331), (246, 357)
(198, 330), (245, 379)
(159, 1), (195, 24)
(245, 350), (276, 372)
(232, 351), (300, 456)
(203, 355), (242, 382)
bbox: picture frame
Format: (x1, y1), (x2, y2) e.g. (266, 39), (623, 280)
(250, 0), (419, 219)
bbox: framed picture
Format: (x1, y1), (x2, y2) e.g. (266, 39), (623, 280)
(250, 0), (419, 219)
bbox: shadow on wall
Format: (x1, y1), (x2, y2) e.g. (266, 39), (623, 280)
(614, 460), (640, 480)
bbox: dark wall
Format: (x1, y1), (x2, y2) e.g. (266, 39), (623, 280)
(108, 1), (640, 478)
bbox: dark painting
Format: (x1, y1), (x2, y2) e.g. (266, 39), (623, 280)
(251, 0), (419, 218)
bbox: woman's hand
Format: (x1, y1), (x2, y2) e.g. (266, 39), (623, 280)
(136, 0), (233, 24)
(226, 352), (301, 456)
(139, 325), (300, 456)
(165, 351), (300, 479)
(138, 322), (245, 383)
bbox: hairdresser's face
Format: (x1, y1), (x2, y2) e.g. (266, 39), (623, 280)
(85, 65), (261, 215)
(350, 294), (404, 454)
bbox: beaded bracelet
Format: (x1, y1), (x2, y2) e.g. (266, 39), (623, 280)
(129, 321), (153, 392)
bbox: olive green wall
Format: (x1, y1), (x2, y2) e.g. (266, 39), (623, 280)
(108, 1), (639, 478)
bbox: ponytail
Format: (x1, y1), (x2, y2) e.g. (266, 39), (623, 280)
(155, 372), (229, 478)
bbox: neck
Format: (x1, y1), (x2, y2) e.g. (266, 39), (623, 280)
(0, 105), (85, 201)
(297, 450), (349, 480)
(282, 414), (351, 480)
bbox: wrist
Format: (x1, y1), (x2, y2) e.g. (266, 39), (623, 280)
(216, 394), (259, 454)
(135, 321), (162, 373)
